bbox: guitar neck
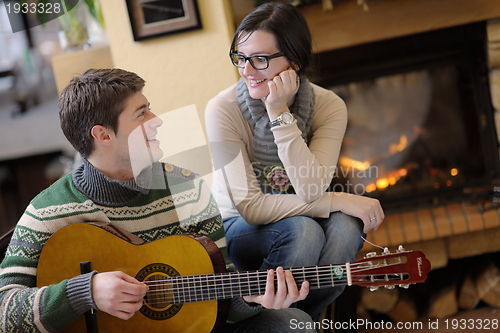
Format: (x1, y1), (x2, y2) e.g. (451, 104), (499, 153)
(143, 249), (429, 306)
(161, 264), (350, 304)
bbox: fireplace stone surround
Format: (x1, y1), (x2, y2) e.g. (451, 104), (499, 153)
(288, 0), (500, 269)
(309, 21), (500, 270)
(286, 2), (500, 327)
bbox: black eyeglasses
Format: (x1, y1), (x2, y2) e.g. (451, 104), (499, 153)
(230, 52), (285, 70)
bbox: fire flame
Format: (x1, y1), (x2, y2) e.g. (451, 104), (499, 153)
(338, 157), (370, 171)
(366, 168), (408, 192)
(389, 135), (408, 155)
(339, 134), (460, 194)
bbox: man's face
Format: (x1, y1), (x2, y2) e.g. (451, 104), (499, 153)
(112, 91), (163, 173)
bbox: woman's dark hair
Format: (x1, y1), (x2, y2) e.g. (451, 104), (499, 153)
(59, 68), (145, 158)
(230, 2), (313, 76)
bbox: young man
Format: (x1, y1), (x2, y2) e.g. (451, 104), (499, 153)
(0, 69), (314, 332)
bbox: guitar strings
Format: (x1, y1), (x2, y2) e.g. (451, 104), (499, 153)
(142, 260), (395, 287)
(143, 264), (360, 291)
(141, 236), (409, 306)
(142, 261), (399, 290)
(143, 274), (407, 306)
(140, 262), (408, 305)
(142, 271), (408, 307)
(360, 234), (386, 251)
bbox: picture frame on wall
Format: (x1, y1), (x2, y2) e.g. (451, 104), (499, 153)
(125, 0), (202, 41)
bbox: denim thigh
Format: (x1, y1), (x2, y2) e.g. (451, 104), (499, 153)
(223, 215), (326, 271)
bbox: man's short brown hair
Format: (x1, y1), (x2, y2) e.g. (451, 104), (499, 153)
(59, 68), (145, 158)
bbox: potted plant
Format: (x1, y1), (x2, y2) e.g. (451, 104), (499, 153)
(25, 0), (105, 50)
(58, 0), (104, 50)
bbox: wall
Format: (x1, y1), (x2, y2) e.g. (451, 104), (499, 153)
(100, 0), (238, 121)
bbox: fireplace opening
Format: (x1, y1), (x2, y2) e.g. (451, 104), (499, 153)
(312, 22), (500, 212)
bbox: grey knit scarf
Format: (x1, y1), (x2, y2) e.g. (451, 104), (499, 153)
(236, 75), (315, 191)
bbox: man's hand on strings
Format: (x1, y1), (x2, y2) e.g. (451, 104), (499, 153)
(92, 271), (149, 320)
(243, 266), (309, 309)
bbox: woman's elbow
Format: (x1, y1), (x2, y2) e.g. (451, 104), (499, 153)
(239, 211), (267, 225)
(237, 205), (270, 225)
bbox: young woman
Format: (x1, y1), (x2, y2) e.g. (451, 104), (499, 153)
(205, 2), (384, 319)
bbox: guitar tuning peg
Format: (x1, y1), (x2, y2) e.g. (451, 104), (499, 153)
(399, 284), (410, 289)
(365, 252), (377, 258)
(383, 247), (390, 255)
(396, 245), (406, 253)
(369, 286), (380, 292)
(385, 285), (395, 289)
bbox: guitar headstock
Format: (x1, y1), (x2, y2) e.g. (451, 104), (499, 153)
(352, 245), (431, 291)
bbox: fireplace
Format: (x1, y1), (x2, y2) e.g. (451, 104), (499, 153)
(309, 21), (500, 327)
(312, 22), (500, 213)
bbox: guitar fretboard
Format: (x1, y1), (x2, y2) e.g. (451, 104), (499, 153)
(158, 264), (349, 304)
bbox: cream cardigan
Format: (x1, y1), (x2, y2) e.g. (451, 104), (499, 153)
(205, 82), (347, 225)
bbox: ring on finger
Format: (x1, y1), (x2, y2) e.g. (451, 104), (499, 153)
(370, 216), (376, 221)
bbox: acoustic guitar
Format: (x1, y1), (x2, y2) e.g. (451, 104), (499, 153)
(37, 223), (431, 333)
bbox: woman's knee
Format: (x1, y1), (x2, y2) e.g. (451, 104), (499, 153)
(318, 212), (365, 264)
(324, 212), (363, 239)
(262, 217), (326, 268)
(278, 216), (325, 246)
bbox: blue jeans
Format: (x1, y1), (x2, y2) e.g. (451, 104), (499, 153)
(218, 308), (316, 333)
(223, 212), (364, 320)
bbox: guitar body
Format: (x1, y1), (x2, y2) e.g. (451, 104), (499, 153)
(37, 223), (226, 333)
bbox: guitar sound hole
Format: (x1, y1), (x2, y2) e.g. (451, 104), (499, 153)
(143, 273), (174, 311)
(136, 263), (183, 321)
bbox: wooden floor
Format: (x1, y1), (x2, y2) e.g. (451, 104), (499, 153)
(361, 306), (500, 332)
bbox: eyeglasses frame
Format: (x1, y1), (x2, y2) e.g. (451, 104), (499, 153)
(230, 51), (285, 70)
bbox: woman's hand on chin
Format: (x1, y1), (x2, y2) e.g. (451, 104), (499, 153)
(265, 69), (298, 119)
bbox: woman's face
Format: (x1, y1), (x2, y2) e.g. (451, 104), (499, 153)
(236, 30), (291, 100)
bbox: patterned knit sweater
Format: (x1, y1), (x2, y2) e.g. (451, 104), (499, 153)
(0, 159), (260, 332)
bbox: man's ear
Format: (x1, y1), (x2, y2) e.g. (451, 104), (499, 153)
(91, 125), (113, 147)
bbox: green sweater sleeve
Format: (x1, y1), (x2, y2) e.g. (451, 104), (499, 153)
(0, 217), (97, 332)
